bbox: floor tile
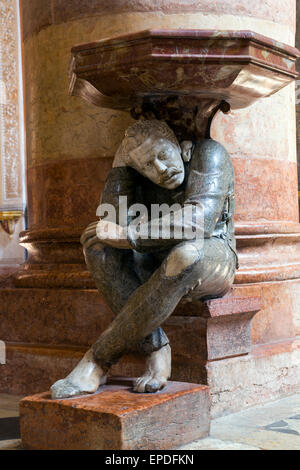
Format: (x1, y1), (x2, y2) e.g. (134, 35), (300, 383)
(0, 408), (20, 418)
(211, 394), (300, 450)
(0, 439), (22, 450)
(0, 417), (20, 441)
(179, 437), (260, 450)
(0, 394), (23, 413)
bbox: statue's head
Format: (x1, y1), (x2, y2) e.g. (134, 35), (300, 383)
(115, 120), (184, 189)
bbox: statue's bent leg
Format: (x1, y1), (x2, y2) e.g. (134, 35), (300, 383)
(84, 243), (169, 354)
(50, 242), (169, 399)
(84, 242), (141, 315)
(51, 238), (235, 398)
(84, 243), (170, 394)
(90, 238), (235, 393)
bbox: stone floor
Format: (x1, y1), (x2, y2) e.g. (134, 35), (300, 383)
(0, 393), (299, 450)
(180, 394), (300, 450)
(0, 394), (23, 450)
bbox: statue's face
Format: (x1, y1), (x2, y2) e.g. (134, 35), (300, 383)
(129, 137), (185, 189)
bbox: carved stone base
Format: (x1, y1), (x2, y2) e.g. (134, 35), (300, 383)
(20, 377), (210, 450)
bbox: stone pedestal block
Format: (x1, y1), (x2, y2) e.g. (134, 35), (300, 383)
(200, 295), (262, 361)
(20, 378), (210, 450)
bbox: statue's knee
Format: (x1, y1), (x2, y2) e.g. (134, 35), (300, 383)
(164, 244), (201, 277)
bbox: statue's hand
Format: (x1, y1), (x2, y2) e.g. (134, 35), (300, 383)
(80, 221), (98, 247)
(96, 220), (131, 249)
(81, 220), (131, 249)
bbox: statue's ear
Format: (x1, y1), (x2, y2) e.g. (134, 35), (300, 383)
(180, 141), (193, 162)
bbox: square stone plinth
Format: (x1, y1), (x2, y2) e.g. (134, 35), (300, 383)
(19, 378), (210, 450)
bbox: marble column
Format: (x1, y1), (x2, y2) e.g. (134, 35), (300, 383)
(2, 0), (299, 416)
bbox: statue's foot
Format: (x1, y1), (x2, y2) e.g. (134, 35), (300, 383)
(133, 344), (171, 393)
(51, 349), (107, 399)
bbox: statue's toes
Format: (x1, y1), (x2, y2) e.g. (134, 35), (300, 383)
(50, 379), (81, 400)
(145, 377), (167, 393)
(134, 375), (168, 393)
(133, 376), (151, 393)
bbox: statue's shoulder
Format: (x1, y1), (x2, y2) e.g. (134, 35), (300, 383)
(191, 139), (232, 171)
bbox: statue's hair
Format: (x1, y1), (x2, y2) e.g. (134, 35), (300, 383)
(116, 120), (180, 163)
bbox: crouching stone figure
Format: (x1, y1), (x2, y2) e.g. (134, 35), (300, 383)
(51, 120), (238, 398)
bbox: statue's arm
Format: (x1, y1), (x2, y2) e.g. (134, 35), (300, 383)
(81, 167), (138, 249)
(185, 139), (232, 238)
(99, 166), (138, 222)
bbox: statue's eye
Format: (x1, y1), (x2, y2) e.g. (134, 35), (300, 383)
(159, 151), (167, 160)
